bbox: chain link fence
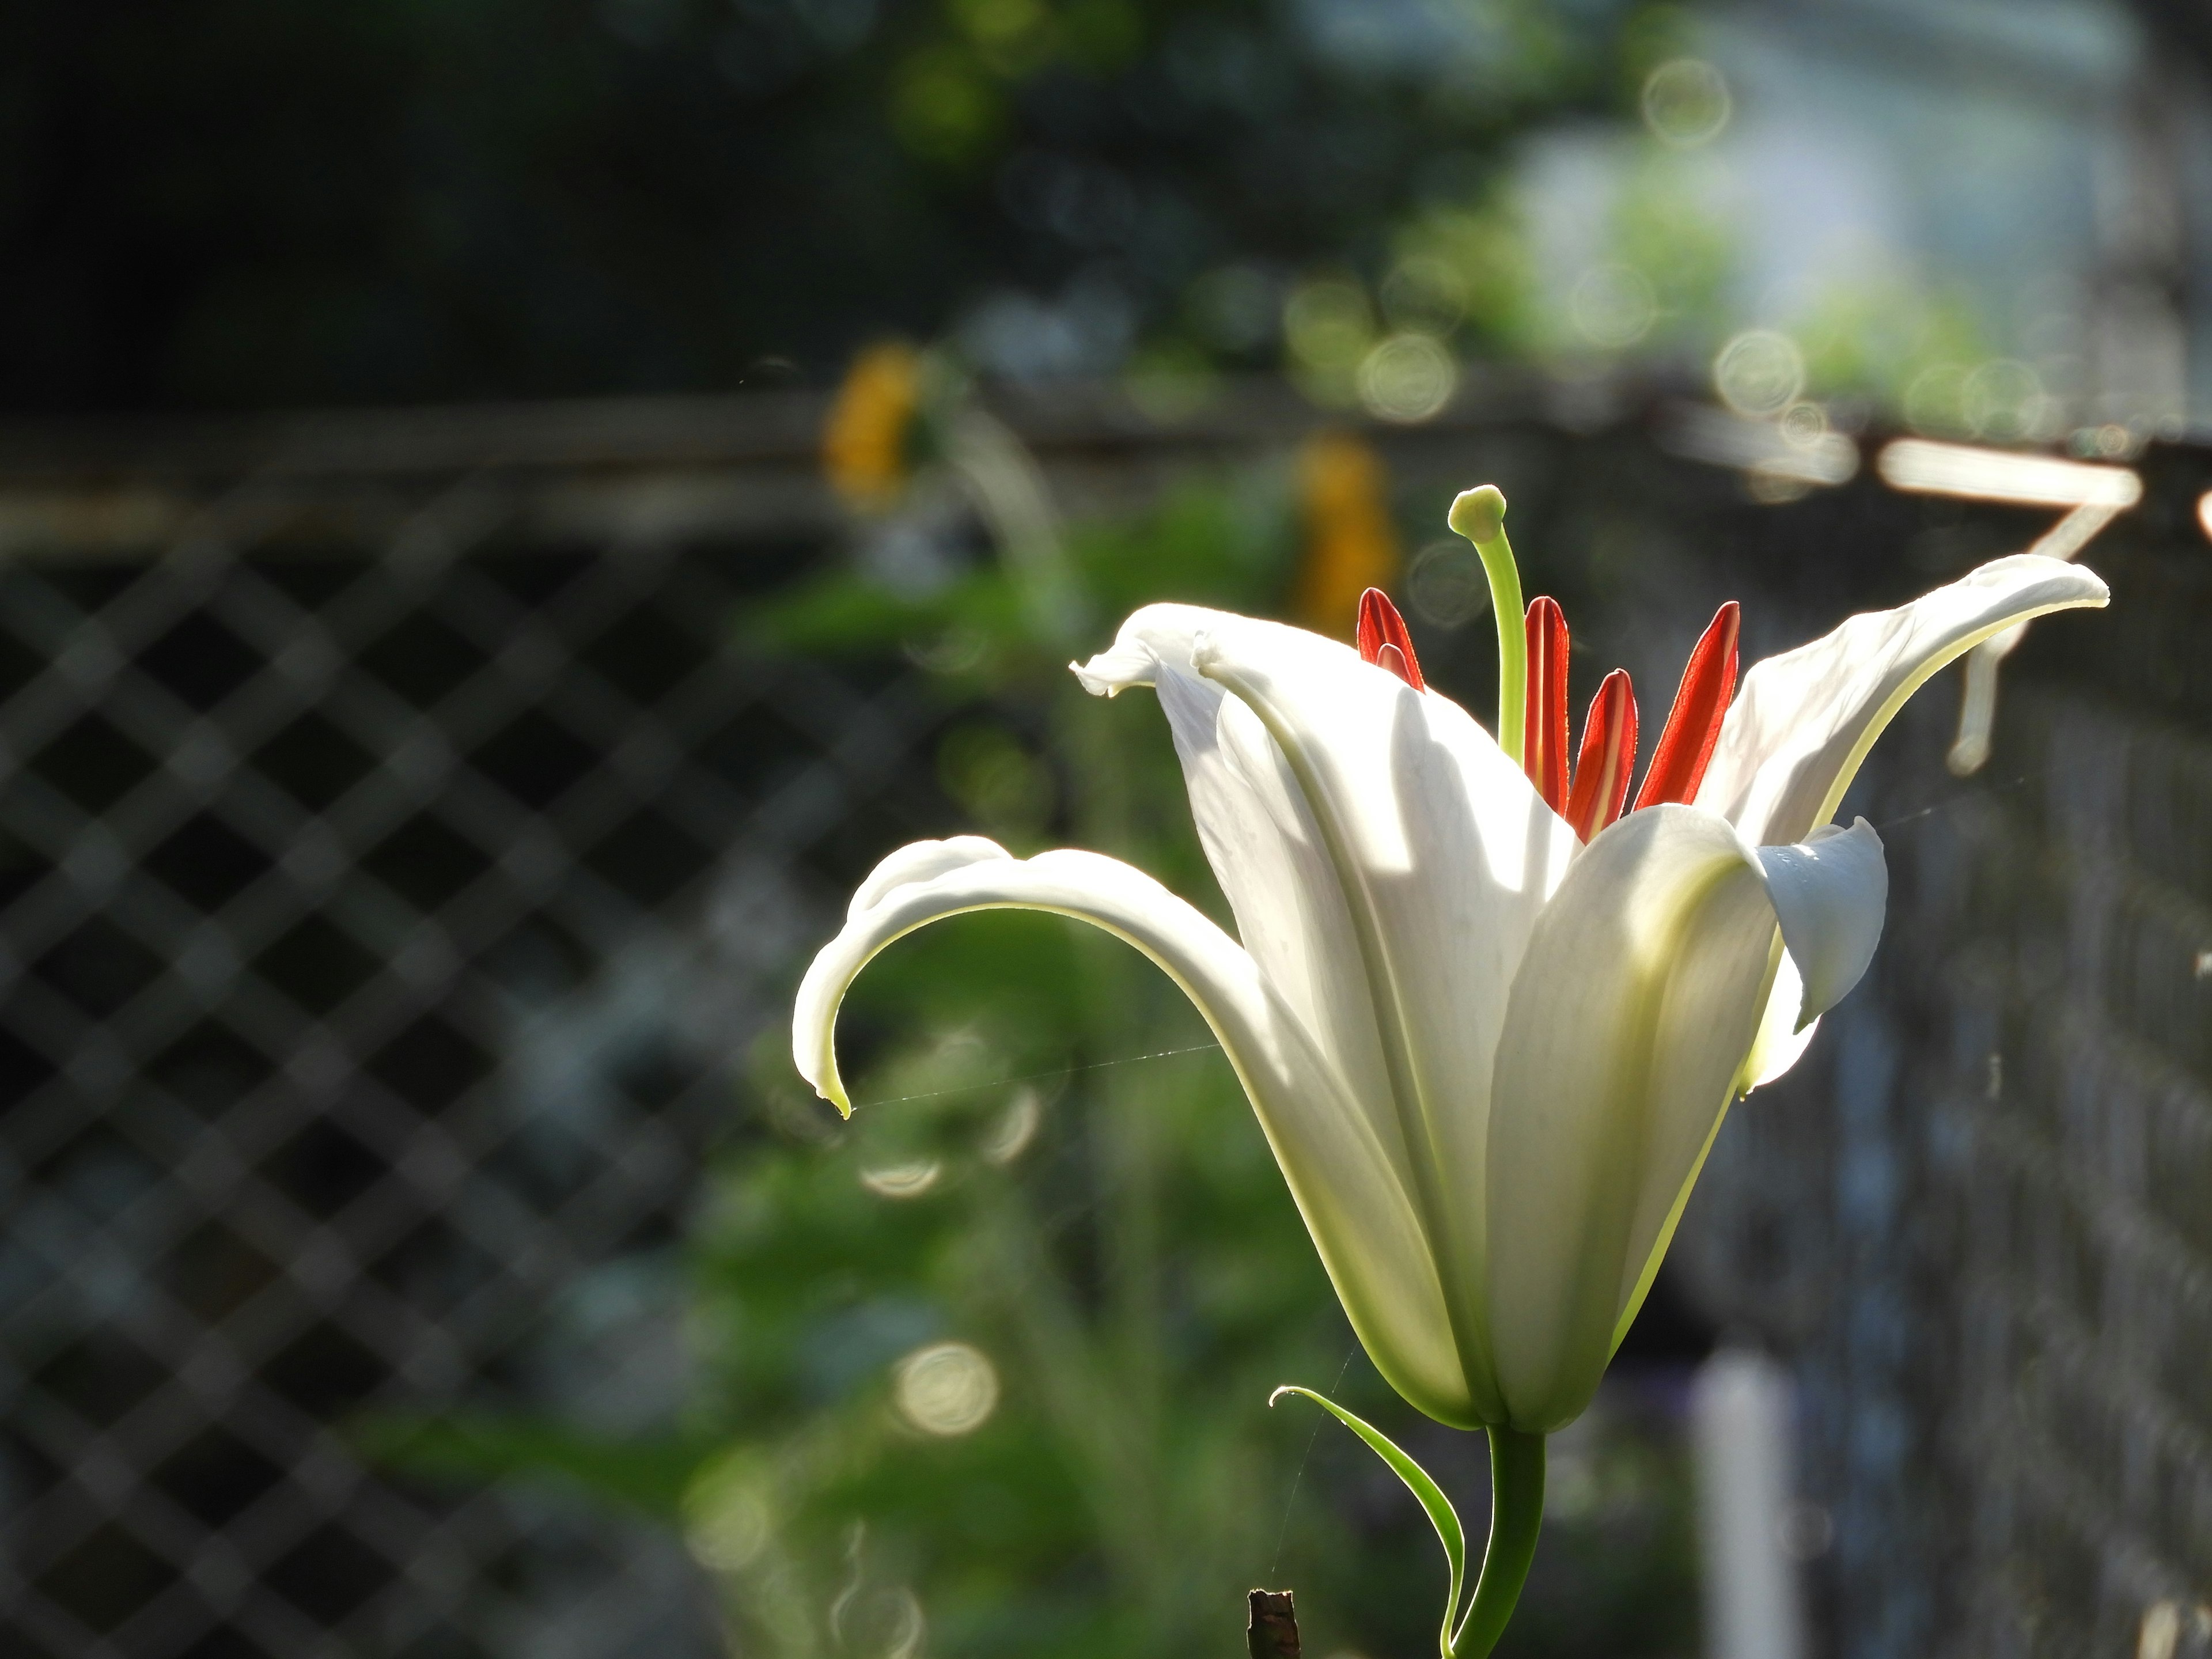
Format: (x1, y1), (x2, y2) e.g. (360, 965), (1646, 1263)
(1676, 440), (2212, 1659)
(0, 387), (2207, 1658)
(0, 399), (973, 1659)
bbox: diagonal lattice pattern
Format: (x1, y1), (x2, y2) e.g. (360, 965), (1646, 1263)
(0, 449), (955, 1659)
(5, 392), (2211, 1659)
(1675, 443), (2212, 1659)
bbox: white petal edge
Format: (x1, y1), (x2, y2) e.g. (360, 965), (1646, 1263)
(1151, 654), (1399, 1171)
(1697, 555), (2109, 846)
(1738, 950), (1819, 1093)
(790, 836), (1479, 1426)
(1070, 601), (1217, 696)
(1483, 805), (1889, 1431)
(1077, 607), (1395, 1128)
(1755, 817), (1887, 1027)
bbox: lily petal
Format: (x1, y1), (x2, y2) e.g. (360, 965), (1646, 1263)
(791, 835), (1474, 1424)
(1754, 818), (1886, 1027)
(1696, 555), (2109, 845)
(1179, 611), (1581, 1420)
(1738, 949), (1819, 1093)
(1077, 606), (1399, 1175)
(1484, 805), (1890, 1430)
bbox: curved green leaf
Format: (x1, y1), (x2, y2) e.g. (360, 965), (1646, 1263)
(1271, 1384), (1465, 1657)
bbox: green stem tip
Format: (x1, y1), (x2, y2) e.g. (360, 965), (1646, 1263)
(1448, 486), (1525, 766)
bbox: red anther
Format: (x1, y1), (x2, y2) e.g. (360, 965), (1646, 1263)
(1356, 588), (1425, 690)
(1633, 600), (1741, 810)
(1522, 596), (1570, 813)
(1564, 669), (1638, 842)
(1373, 642), (1415, 685)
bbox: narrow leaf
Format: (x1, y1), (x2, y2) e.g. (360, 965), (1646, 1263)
(1272, 1385), (1465, 1657)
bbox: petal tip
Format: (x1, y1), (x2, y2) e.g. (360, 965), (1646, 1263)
(1071, 652), (1143, 696)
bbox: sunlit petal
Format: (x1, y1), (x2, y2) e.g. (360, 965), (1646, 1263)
(791, 836), (1473, 1423)
(1485, 804), (1889, 1431)
(1753, 817), (1886, 1027)
(1738, 949), (1819, 1093)
(1697, 555), (2108, 845)
(1183, 613), (1581, 1420)
(1080, 607), (1399, 1171)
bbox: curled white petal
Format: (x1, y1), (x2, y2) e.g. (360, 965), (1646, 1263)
(1753, 817), (1886, 1027)
(1699, 554), (2108, 846)
(845, 835), (1008, 921)
(790, 836), (1475, 1424)
(1739, 950), (1820, 1093)
(1069, 602), (1216, 696)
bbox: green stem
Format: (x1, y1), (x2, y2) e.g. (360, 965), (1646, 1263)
(1452, 1427), (1544, 1659)
(1448, 487), (1525, 764)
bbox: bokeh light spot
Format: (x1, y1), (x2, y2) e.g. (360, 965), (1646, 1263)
(1641, 58), (1731, 147)
(1570, 263), (1656, 349)
(1777, 400), (1828, 448)
(1962, 359), (2046, 442)
(860, 1159), (944, 1199)
(1713, 329), (1805, 417)
(1380, 256), (1468, 337)
(980, 1086), (1040, 1165)
(1904, 363), (1970, 436)
(1357, 334), (1456, 423)
(1408, 539), (1493, 627)
(893, 1341), (1000, 1435)
(682, 1453), (772, 1573)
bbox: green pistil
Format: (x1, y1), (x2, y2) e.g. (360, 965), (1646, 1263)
(1448, 486), (1525, 765)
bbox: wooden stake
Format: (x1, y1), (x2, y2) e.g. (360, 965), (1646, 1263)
(1248, 1589), (1301, 1659)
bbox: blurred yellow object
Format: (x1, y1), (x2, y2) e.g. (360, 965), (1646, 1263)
(823, 341), (922, 508)
(1292, 432), (1400, 638)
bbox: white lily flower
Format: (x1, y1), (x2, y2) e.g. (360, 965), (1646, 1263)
(793, 517), (2105, 1438)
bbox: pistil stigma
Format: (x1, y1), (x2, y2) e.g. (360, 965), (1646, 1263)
(1449, 486), (1526, 764)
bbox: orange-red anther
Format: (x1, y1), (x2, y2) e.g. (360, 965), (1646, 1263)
(1633, 600), (1740, 810)
(1356, 588), (1426, 690)
(1522, 596), (1570, 813)
(1564, 669), (1638, 842)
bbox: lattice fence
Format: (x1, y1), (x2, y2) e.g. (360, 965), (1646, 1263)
(2, 388), (2209, 1659)
(1677, 441), (2212, 1659)
(0, 407), (965, 1659)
